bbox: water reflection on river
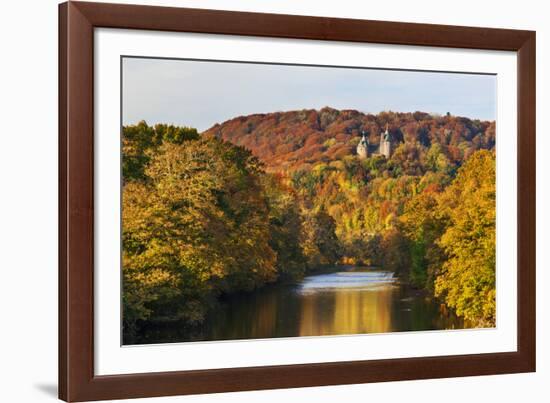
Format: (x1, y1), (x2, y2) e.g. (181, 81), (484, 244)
(132, 267), (462, 345)
(299, 270), (397, 336)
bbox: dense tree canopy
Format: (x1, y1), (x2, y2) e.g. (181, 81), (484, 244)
(204, 107), (495, 172)
(123, 109), (496, 335)
(122, 128), (310, 333)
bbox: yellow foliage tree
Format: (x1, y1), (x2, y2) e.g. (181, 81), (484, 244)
(122, 138), (277, 330)
(434, 150), (496, 326)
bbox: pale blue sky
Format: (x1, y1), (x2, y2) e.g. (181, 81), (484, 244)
(122, 57), (496, 132)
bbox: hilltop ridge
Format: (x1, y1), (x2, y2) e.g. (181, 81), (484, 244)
(202, 107), (495, 171)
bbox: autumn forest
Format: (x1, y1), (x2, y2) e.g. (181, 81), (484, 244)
(122, 107), (496, 343)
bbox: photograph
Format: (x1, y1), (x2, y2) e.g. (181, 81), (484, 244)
(121, 57), (497, 345)
(1, 0), (543, 401)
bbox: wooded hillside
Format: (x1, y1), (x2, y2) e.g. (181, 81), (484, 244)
(203, 107), (495, 172)
(122, 108), (496, 339)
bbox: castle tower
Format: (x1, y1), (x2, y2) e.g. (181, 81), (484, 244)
(356, 131), (369, 159)
(380, 124), (391, 158)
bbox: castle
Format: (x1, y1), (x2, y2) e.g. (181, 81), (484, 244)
(356, 125), (392, 159)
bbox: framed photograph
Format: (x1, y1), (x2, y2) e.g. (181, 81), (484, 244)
(59, 1), (536, 401)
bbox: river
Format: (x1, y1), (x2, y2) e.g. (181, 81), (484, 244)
(132, 267), (463, 344)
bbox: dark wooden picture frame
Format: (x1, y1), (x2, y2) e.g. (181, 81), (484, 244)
(59, 1), (536, 401)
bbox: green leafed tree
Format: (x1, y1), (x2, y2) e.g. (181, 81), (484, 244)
(262, 175), (308, 280)
(303, 208), (342, 267)
(400, 190), (446, 289)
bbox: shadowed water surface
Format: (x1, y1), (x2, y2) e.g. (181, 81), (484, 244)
(131, 267), (462, 344)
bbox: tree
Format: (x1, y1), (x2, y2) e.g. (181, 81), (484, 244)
(303, 208), (341, 267)
(434, 150), (496, 326)
(425, 143), (452, 175)
(122, 138), (277, 330)
(262, 175), (307, 280)
(379, 229), (409, 275)
(122, 121), (199, 181)
(400, 190), (445, 289)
